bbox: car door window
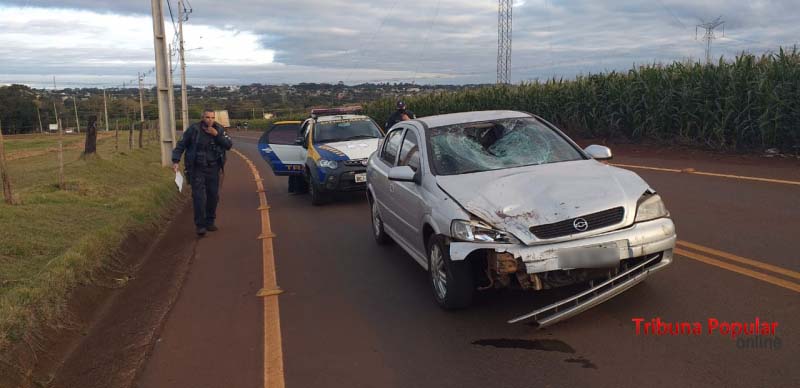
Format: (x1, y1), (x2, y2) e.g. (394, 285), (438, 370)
(398, 129), (421, 172)
(381, 128), (404, 166)
(266, 122), (301, 145)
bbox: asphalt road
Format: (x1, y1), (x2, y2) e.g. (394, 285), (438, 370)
(139, 133), (799, 388)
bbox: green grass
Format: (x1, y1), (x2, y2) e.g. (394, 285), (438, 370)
(0, 135), (180, 352)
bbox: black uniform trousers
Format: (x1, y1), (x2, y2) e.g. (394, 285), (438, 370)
(191, 162), (221, 228)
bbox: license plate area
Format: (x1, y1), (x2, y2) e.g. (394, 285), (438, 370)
(558, 241), (623, 269)
(354, 173), (367, 183)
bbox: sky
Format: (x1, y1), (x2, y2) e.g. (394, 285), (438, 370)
(0, 0), (797, 88)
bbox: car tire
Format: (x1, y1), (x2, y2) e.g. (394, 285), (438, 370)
(308, 176), (326, 206)
(427, 235), (474, 309)
(370, 198), (391, 245)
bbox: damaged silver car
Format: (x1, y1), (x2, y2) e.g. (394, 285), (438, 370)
(366, 110), (676, 327)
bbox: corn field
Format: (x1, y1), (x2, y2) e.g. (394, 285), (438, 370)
(365, 48), (800, 152)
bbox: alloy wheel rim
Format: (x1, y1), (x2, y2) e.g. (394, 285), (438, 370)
(431, 244), (447, 299)
(372, 202), (381, 237)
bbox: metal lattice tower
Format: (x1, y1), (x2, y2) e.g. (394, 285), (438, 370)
(497, 0), (512, 84)
(696, 16), (724, 64)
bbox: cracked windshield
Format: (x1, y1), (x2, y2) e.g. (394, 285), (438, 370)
(429, 117), (584, 175)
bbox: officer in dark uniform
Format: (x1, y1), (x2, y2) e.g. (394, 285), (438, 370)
(172, 109), (233, 236)
(384, 100), (416, 130)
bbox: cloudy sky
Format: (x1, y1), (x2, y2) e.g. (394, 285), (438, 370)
(0, 0), (797, 88)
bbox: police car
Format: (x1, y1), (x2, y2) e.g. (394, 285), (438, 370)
(259, 107), (384, 205)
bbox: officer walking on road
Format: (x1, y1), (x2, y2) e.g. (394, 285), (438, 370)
(384, 100), (416, 130)
(172, 109), (233, 236)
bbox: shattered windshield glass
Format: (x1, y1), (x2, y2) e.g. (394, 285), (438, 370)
(427, 117), (584, 175)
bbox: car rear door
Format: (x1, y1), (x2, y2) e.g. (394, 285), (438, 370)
(259, 121), (307, 176)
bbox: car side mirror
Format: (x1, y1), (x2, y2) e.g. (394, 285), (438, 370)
(584, 145), (612, 160)
(388, 166), (419, 184)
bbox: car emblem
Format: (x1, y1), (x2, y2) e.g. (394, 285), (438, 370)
(573, 218), (589, 232)
(361, 159), (368, 166)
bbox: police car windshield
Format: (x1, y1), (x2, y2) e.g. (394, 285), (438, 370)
(314, 119), (382, 143)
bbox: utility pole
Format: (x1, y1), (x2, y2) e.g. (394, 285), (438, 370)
(497, 0), (512, 84)
(697, 17), (725, 64)
(168, 43), (177, 146)
(138, 72), (145, 123)
(103, 89), (110, 132)
(72, 95), (80, 133)
(151, 0), (177, 166)
(179, 0), (190, 131)
(36, 106), (43, 133)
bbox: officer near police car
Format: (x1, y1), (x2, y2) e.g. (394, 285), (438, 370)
(172, 109), (233, 236)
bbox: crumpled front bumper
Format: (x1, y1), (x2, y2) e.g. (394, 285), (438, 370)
(449, 217), (676, 274)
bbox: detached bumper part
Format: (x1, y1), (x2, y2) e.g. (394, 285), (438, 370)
(508, 250), (672, 327)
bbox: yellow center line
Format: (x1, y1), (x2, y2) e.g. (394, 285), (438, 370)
(674, 248), (800, 293)
(232, 149), (286, 388)
(610, 163), (800, 186)
(677, 240), (800, 280)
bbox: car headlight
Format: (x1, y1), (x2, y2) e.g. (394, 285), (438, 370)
(319, 159), (338, 169)
(634, 193), (668, 222)
(451, 220), (520, 244)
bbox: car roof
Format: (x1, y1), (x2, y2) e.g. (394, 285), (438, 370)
(315, 114), (372, 123)
(416, 110), (532, 128)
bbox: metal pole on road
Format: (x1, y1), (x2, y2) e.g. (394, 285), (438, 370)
(151, 0), (177, 166)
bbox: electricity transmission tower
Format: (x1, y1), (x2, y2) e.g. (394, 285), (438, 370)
(497, 0), (512, 84)
(696, 16), (724, 64)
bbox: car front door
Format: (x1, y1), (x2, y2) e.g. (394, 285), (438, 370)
(371, 127), (405, 238)
(259, 121), (307, 176)
(391, 126), (426, 254)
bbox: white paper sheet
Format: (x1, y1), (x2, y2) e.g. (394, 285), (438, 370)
(175, 171), (184, 192)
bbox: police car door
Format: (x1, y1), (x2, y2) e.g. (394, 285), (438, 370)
(259, 120), (309, 176)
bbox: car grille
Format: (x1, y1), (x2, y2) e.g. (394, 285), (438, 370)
(343, 159), (368, 167)
(530, 207), (625, 239)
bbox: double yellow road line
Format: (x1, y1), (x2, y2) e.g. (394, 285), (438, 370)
(675, 240), (800, 293)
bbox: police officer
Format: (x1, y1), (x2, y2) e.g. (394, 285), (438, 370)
(384, 100), (416, 130)
(172, 109), (233, 236)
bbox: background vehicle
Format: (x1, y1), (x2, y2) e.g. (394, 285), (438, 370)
(260, 107), (384, 205)
(366, 110), (676, 326)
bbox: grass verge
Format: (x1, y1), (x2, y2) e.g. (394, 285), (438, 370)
(0, 135), (180, 353)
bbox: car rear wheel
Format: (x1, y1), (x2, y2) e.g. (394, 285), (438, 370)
(370, 198), (391, 245)
(428, 236), (474, 309)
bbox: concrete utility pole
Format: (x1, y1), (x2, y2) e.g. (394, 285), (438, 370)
(697, 17), (725, 64)
(73, 96), (80, 133)
(138, 72), (145, 123)
(497, 0), (512, 84)
(168, 44), (177, 147)
(151, 0), (177, 166)
(103, 89), (110, 132)
(36, 106), (43, 133)
(179, 0), (190, 130)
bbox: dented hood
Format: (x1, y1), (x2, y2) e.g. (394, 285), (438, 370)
(435, 160), (649, 243)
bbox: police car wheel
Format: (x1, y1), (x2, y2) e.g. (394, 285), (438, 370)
(309, 179), (326, 206)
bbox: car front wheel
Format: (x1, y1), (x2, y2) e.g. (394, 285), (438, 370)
(428, 236), (474, 309)
(370, 198), (391, 245)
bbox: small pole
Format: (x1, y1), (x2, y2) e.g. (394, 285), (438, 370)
(103, 89), (110, 132)
(58, 118), (65, 190)
(36, 106), (43, 133)
(115, 119), (119, 151)
(0, 120), (16, 204)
